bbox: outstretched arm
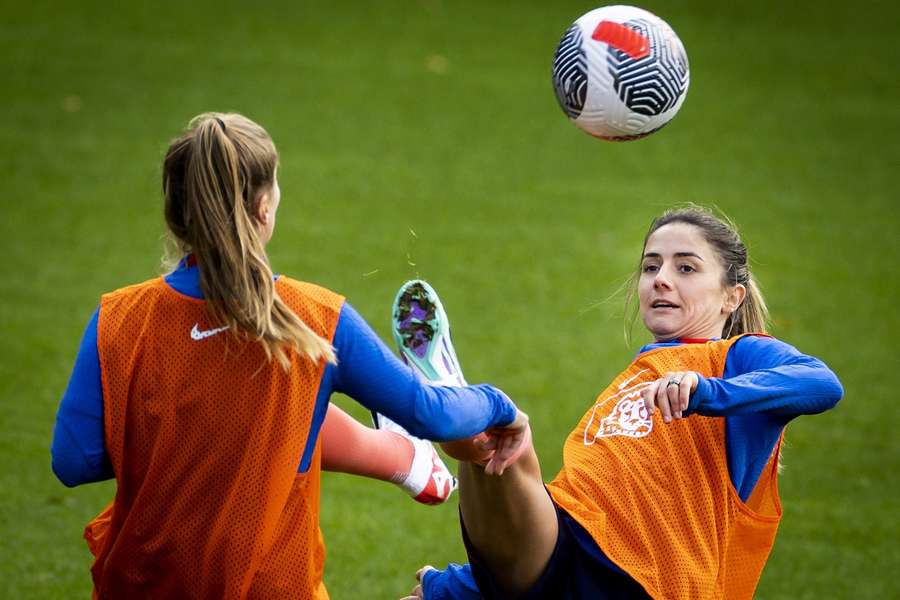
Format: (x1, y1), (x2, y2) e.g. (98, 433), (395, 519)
(691, 336), (843, 417)
(331, 302), (518, 441)
(641, 336), (843, 422)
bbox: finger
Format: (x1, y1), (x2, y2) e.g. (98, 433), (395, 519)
(679, 373), (692, 414)
(501, 425), (531, 468)
(482, 411), (530, 474)
(475, 435), (498, 451)
(416, 566), (435, 582)
(484, 435), (512, 475)
(664, 374), (679, 418)
(666, 372), (683, 419)
(485, 425), (531, 475)
(482, 433), (500, 475)
(656, 377), (672, 423)
(643, 380), (660, 415)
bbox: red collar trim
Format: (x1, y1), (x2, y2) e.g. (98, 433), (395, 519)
(677, 338), (710, 344)
(186, 253), (198, 267)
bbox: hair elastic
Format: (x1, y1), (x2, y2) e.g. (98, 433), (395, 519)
(215, 117), (226, 132)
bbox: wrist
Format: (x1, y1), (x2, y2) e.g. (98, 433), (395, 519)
(688, 374), (709, 413)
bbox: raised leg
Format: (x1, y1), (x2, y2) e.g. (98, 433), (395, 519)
(390, 280), (559, 595)
(454, 435), (558, 596)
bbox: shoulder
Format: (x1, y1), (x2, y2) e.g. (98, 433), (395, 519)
(96, 279), (174, 343)
(276, 276), (346, 310)
(730, 334), (800, 356)
(99, 278), (168, 314)
(727, 334), (808, 372)
(101, 277), (166, 300)
(276, 276), (346, 337)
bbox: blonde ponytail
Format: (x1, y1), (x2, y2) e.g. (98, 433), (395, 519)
(164, 112), (335, 368)
(722, 276), (767, 337)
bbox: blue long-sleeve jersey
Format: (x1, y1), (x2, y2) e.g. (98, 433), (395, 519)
(51, 262), (517, 487)
(422, 336), (843, 600)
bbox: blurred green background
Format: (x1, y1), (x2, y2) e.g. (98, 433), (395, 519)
(2, 0), (897, 597)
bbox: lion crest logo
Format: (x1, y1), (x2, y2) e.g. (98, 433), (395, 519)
(584, 369), (654, 444)
(598, 396), (652, 438)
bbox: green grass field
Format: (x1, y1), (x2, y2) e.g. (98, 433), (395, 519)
(2, 1), (897, 597)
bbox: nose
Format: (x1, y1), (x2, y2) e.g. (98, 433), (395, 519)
(653, 267), (673, 290)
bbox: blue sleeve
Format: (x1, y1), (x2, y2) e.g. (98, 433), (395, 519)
(51, 307), (114, 487)
(688, 335), (843, 418)
(422, 564), (481, 600)
(331, 303), (517, 440)
(297, 361), (336, 473)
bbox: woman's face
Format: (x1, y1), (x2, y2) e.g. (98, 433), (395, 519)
(638, 223), (741, 341)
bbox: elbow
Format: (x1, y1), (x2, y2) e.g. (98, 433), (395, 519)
(823, 373), (844, 411)
(52, 457), (83, 488)
(51, 433), (85, 487)
(796, 357), (844, 414)
(811, 370), (843, 414)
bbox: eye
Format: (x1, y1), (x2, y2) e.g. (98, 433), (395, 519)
(678, 264), (695, 273)
(642, 264), (659, 273)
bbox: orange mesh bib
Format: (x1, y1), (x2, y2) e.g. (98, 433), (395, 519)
(547, 337), (782, 600)
(87, 276), (343, 599)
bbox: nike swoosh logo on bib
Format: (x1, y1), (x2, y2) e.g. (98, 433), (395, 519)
(190, 324), (229, 340)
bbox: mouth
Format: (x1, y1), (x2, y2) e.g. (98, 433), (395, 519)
(650, 300), (680, 309)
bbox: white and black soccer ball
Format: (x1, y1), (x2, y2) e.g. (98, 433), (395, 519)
(552, 5), (689, 141)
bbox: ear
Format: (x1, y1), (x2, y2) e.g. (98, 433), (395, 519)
(254, 190), (270, 225)
(722, 284), (747, 315)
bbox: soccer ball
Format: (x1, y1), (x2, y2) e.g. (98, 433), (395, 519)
(551, 5), (690, 141)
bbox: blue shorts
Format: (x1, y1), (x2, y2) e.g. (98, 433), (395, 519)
(462, 501), (650, 600)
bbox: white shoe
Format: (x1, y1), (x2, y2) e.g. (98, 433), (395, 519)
(391, 280), (467, 386)
(370, 280), (469, 505)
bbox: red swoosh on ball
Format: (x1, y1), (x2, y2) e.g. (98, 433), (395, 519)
(591, 21), (650, 59)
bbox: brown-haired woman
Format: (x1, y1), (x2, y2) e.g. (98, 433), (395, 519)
(50, 112), (528, 598)
(405, 207), (843, 600)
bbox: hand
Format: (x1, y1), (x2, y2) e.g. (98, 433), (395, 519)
(476, 409), (530, 476)
(440, 432), (493, 464)
(640, 371), (698, 424)
(400, 565), (435, 600)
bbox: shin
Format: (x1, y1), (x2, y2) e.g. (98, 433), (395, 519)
(457, 434), (558, 596)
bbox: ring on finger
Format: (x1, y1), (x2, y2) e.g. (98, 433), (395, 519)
(667, 378), (682, 387)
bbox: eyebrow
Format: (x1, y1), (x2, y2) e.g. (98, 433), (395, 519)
(642, 252), (705, 261)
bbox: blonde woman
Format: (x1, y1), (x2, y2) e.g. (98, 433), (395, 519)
(50, 113), (528, 598)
